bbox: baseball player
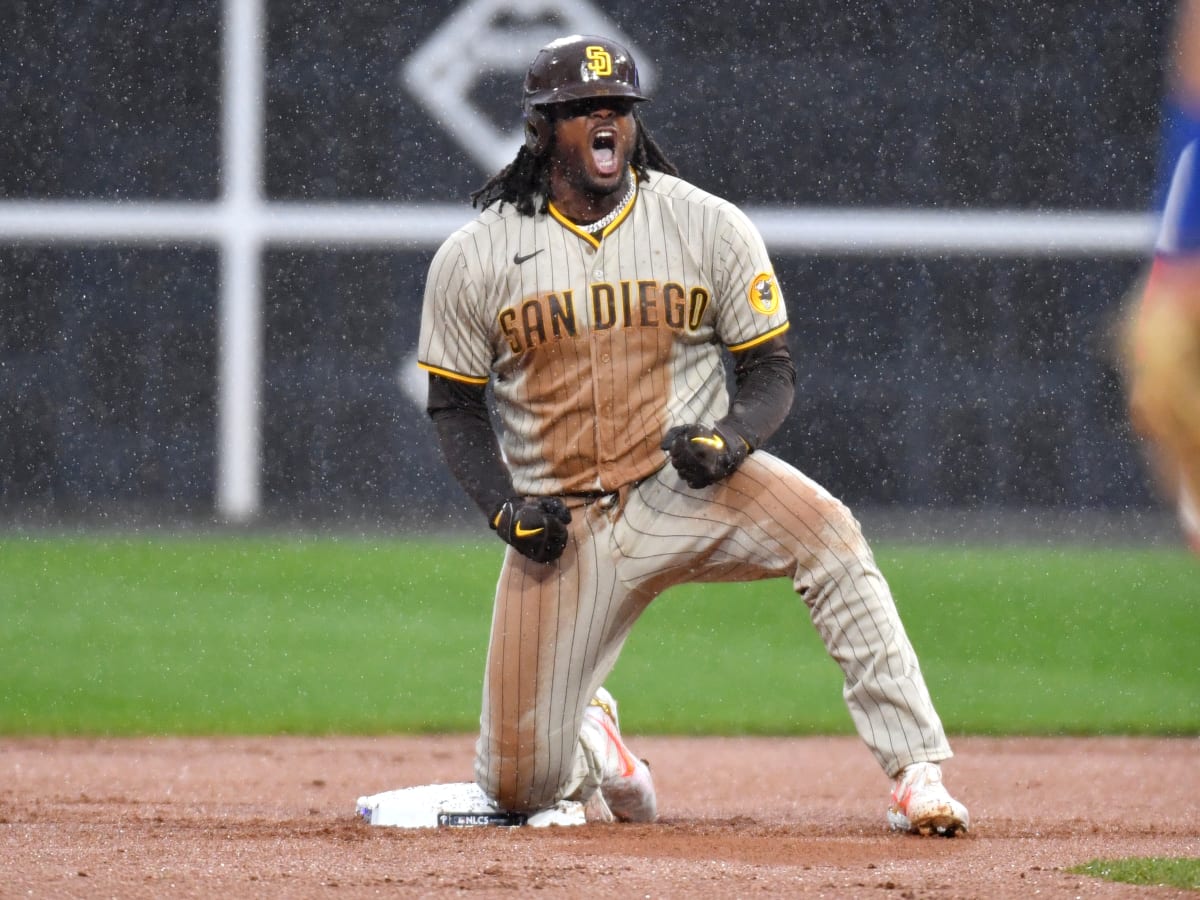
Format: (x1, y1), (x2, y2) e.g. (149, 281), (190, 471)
(417, 34), (969, 835)
(1123, 0), (1200, 554)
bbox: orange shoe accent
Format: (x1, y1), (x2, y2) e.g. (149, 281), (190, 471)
(595, 715), (637, 778)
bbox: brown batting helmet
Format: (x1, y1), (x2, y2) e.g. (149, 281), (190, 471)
(522, 34), (648, 155)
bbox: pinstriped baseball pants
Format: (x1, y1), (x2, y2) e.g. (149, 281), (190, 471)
(474, 451), (953, 813)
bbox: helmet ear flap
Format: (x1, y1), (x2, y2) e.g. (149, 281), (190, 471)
(524, 107), (552, 156)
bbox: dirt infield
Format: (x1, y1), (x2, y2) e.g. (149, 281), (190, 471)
(2, 734), (1198, 898)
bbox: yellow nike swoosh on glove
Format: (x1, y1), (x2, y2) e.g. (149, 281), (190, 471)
(690, 434), (725, 450)
(514, 523), (545, 538)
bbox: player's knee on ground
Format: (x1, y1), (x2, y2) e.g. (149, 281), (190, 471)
(474, 749), (580, 814)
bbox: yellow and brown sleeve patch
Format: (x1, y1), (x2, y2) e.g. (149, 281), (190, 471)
(747, 272), (780, 315)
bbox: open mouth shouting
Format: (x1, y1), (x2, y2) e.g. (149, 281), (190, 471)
(591, 126), (621, 177)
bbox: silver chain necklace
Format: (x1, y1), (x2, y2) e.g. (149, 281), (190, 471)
(578, 179), (637, 234)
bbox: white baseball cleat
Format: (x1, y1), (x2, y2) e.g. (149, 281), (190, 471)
(582, 687), (657, 823)
(887, 762), (969, 836)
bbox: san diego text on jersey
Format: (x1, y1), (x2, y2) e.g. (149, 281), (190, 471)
(498, 280), (711, 355)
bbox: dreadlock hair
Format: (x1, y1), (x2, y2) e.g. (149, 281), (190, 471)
(470, 109), (679, 216)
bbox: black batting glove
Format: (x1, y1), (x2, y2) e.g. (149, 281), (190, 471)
(490, 496), (573, 564)
(660, 423), (749, 489)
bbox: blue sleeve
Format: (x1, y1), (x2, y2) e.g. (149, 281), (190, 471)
(1156, 97), (1200, 206)
(1155, 138), (1200, 256)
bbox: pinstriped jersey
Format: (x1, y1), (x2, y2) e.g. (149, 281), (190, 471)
(417, 170), (789, 497)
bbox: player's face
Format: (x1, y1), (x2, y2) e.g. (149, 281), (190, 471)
(549, 98), (638, 196)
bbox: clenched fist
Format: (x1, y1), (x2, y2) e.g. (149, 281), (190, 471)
(490, 496), (573, 563)
(660, 423), (749, 489)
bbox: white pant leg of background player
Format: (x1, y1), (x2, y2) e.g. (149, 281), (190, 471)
(474, 498), (652, 813)
(617, 455), (952, 778)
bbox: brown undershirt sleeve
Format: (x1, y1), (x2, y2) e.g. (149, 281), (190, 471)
(426, 373), (514, 519)
(717, 334), (797, 450)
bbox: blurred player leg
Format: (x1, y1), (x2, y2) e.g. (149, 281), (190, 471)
(1124, 0), (1200, 552)
(1124, 242), (1200, 557)
(1180, 481), (1200, 552)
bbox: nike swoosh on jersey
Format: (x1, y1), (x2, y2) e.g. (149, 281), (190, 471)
(513, 249), (543, 264)
(690, 434), (725, 450)
(513, 523), (545, 538)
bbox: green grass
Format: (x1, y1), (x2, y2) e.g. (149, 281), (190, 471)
(1070, 858), (1200, 891)
(867, 546), (1200, 735)
(1, 535), (1197, 736)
